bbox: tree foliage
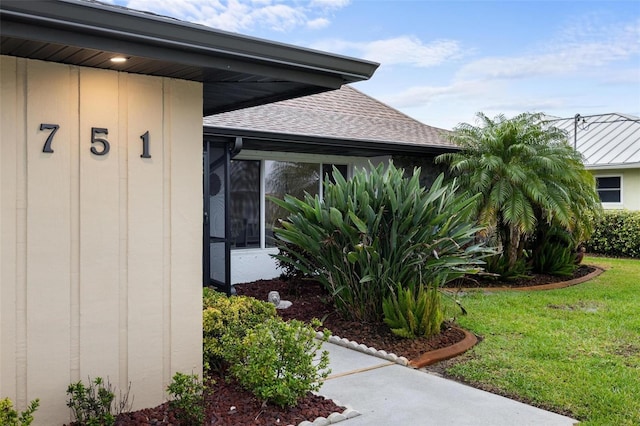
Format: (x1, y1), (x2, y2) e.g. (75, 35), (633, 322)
(437, 112), (601, 270)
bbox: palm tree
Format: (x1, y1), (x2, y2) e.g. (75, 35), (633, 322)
(437, 112), (601, 270)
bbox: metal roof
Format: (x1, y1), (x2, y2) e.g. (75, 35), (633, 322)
(203, 85), (455, 157)
(0, 0), (378, 116)
(546, 113), (640, 170)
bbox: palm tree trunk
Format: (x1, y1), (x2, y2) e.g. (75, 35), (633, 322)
(506, 226), (521, 269)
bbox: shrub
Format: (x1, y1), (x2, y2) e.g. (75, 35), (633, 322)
(585, 210), (640, 258)
(223, 318), (330, 408)
(0, 397), (39, 426)
(274, 240), (317, 281)
(483, 252), (531, 280)
(530, 222), (578, 276)
(202, 287), (276, 371)
(66, 377), (128, 426)
(167, 372), (205, 426)
(532, 241), (576, 276)
(383, 283), (443, 339)
(271, 162), (491, 322)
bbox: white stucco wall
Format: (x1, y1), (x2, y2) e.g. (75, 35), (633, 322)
(1, 56), (203, 424)
(231, 248), (281, 284)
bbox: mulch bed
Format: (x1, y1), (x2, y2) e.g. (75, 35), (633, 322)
(113, 372), (341, 425)
(444, 265), (595, 288)
(110, 266), (595, 425)
(235, 278), (467, 362)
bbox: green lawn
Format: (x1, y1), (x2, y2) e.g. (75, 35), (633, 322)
(448, 256), (640, 426)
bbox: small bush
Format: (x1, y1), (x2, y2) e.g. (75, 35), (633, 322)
(223, 318), (330, 408)
(67, 377), (119, 426)
(167, 372), (205, 426)
(585, 210), (640, 258)
(483, 253), (531, 280)
(383, 283), (443, 339)
(202, 288), (276, 371)
(532, 240), (577, 276)
(0, 397), (39, 426)
(530, 222), (578, 276)
(275, 241), (317, 281)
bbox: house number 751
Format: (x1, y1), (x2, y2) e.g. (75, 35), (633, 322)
(39, 124), (152, 158)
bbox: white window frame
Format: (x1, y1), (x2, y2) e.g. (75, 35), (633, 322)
(232, 150), (354, 250)
(595, 174), (623, 208)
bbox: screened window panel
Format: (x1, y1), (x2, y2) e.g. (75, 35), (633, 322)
(230, 160), (261, 248)
(265, 161), (320, 248)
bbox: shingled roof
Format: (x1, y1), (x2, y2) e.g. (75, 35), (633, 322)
(203, 85), (455, 155)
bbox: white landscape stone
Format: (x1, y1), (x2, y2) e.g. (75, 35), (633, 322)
(327, 412), (347, 423)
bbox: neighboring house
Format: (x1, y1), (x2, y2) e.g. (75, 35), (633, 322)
(203, 85), (455, 289)
(547, 113), (640, 210)
(0, 1), (377, 423)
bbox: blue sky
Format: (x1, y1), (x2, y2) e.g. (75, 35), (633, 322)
(112, 0), (639, 130)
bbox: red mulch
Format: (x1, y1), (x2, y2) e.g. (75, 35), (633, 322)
(113, 372), (341, 425)
(110, 267), (593, 425)
(445, 265), (594, 288)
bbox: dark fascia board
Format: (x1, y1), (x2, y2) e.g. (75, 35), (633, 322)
(203, 127), (459, 157)
(204, 86), (328, 116)
(0, 0), (379, 85)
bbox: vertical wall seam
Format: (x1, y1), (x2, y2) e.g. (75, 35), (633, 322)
(162, 78), (172, 386)
(16, 57), (28, 408)
(70, 65), (81, 383)
(118, 71), (129, 394)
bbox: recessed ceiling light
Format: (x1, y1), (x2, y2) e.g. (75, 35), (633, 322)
(110, 57), (127, 63)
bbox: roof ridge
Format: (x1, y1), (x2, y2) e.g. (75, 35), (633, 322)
(344, 86), (450, 132)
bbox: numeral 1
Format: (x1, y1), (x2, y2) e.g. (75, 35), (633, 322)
(140, 131), (151, 158)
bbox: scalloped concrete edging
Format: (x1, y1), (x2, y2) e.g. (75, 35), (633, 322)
(294, 403), (361, 426)
(317, 326), (478, 371)
(317, 331), (410, 366)
(443, 265), (604, 293)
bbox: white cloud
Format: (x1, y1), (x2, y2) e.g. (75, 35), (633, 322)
(310, 36), (464, 67)
(457, 16), (640, 81)
(383, 12), (640, 129)
(250, 4), (306, 32)
(122, 0), (349, 32)
(306, 17), (330, 30)
(310, 0), (350, 10)
(383, 79), (491, 108)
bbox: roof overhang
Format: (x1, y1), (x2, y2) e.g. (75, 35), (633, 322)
(203, 127), (458, 157)
(0, 0), (379, 116)
(586, 162), (640, 171)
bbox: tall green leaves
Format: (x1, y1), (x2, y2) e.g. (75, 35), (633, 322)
(382, 283), (443, 339)
(437, 112), (602, 271)
(271, 162), (491, 322)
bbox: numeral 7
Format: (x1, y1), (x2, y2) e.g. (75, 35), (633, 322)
(40, 123), (59, 153)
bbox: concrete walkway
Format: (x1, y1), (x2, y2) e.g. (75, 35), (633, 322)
(318, 342), (579, 426)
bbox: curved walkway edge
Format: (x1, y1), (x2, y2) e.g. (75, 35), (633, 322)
(409, 327), (478, 368)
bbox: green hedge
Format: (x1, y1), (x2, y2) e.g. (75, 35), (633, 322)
(585, 210), (640, 258)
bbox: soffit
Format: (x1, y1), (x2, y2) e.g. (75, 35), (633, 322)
(1, 0), (378, 115)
